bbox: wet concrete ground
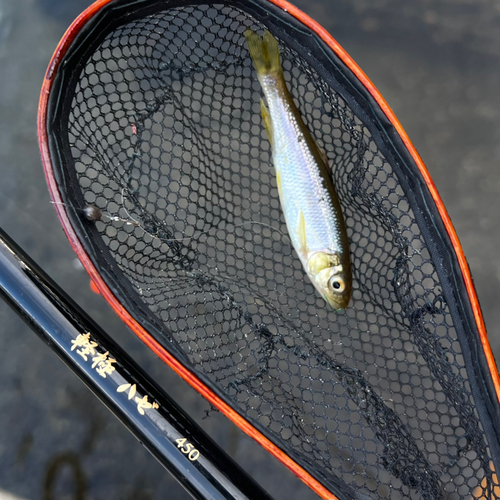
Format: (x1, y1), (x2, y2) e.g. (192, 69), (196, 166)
(0, 0), (498, 499)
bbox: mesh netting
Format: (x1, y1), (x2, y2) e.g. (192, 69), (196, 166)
(50, 2), (499, 499)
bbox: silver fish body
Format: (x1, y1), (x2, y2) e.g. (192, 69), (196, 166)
(245, 30), (352, 309)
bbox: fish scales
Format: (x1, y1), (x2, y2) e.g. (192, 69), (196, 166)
(261, 76), (345, 257)
(246, 29), (352, 309)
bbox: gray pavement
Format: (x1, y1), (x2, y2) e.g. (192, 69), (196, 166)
(0, 0), (498, 499)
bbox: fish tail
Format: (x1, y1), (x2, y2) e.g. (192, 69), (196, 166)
(245, 29), (282, 79)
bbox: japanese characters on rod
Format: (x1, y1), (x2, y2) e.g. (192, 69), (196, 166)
(71, 332), (159, 416)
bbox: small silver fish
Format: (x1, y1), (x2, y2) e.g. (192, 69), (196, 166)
(245, 29), (352, 309)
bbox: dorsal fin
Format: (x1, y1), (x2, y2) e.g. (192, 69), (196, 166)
(260, 99), (273, 147)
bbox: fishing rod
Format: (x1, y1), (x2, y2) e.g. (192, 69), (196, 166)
(0, 227), (273, 500)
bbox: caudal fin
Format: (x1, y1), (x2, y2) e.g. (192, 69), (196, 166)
(245, 29), (282, 79)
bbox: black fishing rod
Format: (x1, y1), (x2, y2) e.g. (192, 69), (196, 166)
(0, 227), (273, 500)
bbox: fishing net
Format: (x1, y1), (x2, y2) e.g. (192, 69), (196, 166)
(42, 1), (500, 499)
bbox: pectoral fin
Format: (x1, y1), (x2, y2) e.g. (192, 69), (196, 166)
(260, 99), (273, 146)
(298, 209), (308, 255)
(276, 170), (283, 200)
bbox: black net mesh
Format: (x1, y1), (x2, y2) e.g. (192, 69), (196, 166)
(50, 2), (499, 499)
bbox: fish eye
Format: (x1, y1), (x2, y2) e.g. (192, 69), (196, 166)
(329, 276), (345, 293)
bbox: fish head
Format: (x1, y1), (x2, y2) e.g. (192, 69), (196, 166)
(307, 251), (351, 310)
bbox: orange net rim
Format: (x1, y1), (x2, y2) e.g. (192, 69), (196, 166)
(37, 0), (500, 498)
